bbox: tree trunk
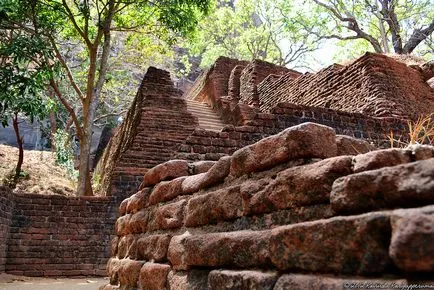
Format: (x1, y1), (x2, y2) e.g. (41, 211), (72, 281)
(77, 123), (93, 196)
(49, 112), (57, 151)
(12, 112), (24, 184)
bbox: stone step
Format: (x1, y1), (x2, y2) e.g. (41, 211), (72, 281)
(186, 100), (226, 131)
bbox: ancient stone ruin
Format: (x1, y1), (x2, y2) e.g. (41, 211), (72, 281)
(102, 122), (434, 289)
(95, 52), (434, 200)
(1, 52), (433, 287)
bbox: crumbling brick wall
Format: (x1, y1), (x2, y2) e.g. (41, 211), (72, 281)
(258, 53), (434, 119)
(95, 67), (199, 201)
(173, 102), (409, 162)
(3, 193), (117, 277)
(239, 59), (299, 106)
(0, 186), (14, 272)
(102, 123), (434, 290)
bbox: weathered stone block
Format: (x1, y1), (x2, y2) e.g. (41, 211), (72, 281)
(128, 210), (149, 234)
(353, 148), (410, 173)
(242, 156), (352, 215)
(336, 134), (375, 156)
(136, 234), (172, 262)
(390, 207), (434, 272)
(182, 156), (231, 194)
(273, 274), (408, 290)
(208, 270), (278, 290)
(149, 177), (186, 205)
(139, 263), (171, 290)
(126, 188), (151, 214)
(168, 230), (270, 270)
(167, 270), (209, 290)
(269, 212), (393, 275)
(141, 160), (189, 187)
(148, 200), (186, 231)
(189, 160), (216, 174)
(118, 259), (145, 289)
(230, 122), (337, 177)
(331, 159), (434, 214)
(185, 186), (242, 227)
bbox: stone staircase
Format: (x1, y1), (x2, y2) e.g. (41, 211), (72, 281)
(186, 99), (225, 131)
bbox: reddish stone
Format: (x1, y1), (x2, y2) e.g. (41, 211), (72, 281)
(389, 208), (434, 272)
(128, 210), (150, 234)
(116, 235), (136, 259)
(119, 198), (128, 216)
(167, 230), (270, 270)
(273, 274), (408, 290)
(331, 158), (434, 214)
(269, 212), (392, 275)
(230, 122), (337, 177)
(182, 156), (231, 194)
(110, 237), (119, 257)
(126, 188), (151, 214)
(190, 160), (216, 174)
(166, 270), (209, 290)
(139, 263), (171, 290)
(115, 214), (131, 236)
(118, 259), (145, 289)
(208, 270), (278, 290)
(107, 258), (121, 285)
(149, 177), (186, 205)
(142, 160), (189, 187)
(148, 200), (186, 231)
(407, 144), (434, 160)
(336, 135), (376, 156)
(185, 185), (242, 227)
(136, 234), (172, 262)
(353, 148), (410, 173)
(242, 156), (352, 215)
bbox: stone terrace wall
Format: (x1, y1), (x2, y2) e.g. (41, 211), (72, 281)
(258, 53), (434, 119)
(174, 102), (408, 162)
(3, 193), (117, 277)
(239, 59), (299, 106)
(0, 186), (14, 272)
(102, 123), (434, 290)
(95, 67), (199, 201)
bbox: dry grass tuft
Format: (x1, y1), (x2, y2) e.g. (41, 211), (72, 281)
(0, 144), (76, 196)
(389, 112), (434, 148)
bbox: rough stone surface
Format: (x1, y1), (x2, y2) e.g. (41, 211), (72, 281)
(352, 148), (411, 173)
(336, 135), (376, 156)
(136, 234), (172, 262)
(168, 230), (271, 270)
(149, 177), (186, 205)
(190, 160), (216, 174)
(167, 270), (209, 290)
(185, 185), (242, 227)
(148, 200), (187, 231)
(269, 212), (393, 275)
(331, 158), (434, 214)
(242, 156), (352, 215)
(117, 259), (144, 289)
(126, 188), (151, 214)
(230, 122), (337, 177)
(390, 211), (434, 272)
(139, 263), (171, 290)
(142, 160), (189, 187)
(182, 156), (231, 194)
(273, 274), (408, 290)
(208, 270), (278, 290)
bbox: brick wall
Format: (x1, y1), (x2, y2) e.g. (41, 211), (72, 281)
(95, 67), (199, 200)
(239, 59), (299, 106)
(102, 123), (434, 289)
(173, 102), (409, 161)
(0, 186), (14, 272)
(258, 53), (434, 119)
(3, 193), (117, 277)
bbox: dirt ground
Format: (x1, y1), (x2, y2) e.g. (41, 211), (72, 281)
(0, 273), (107, 290)
(0, 144), (76, 196)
